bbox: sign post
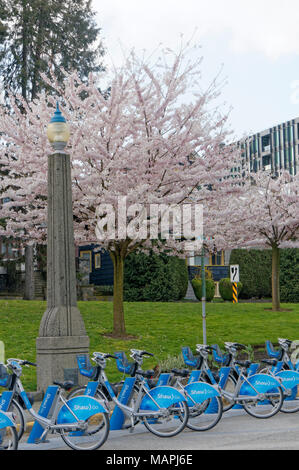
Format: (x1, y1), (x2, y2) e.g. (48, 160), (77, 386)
(230, 265), (240, 304)
(0, 341), (4, 363)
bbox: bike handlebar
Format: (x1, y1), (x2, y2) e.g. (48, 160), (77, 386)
(130, 349), (154, 357)
(7, 358), (37, 367)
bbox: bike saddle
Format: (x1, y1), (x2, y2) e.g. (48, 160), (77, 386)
(171, 368), (190, 378)
(260, 359), (278, 366)
(136, 369), (155, 378)
(235, 360), (251, 369)
(53, 380), (74, 391)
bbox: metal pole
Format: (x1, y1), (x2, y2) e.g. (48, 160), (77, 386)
(201, 245), (207, 345)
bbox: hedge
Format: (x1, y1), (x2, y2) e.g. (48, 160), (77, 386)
(124, 252), (188, 302)
(280, 249), (299, 302)
(229, 248), (299, 302)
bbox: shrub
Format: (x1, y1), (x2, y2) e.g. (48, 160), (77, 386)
(191, 278), (215, 302)
(219, 278), (243, 301)
(124, 252), (188, 302)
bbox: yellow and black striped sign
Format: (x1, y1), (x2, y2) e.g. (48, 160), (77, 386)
(232, 282), (238, 303)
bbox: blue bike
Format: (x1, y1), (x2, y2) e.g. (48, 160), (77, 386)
(68, 351), (189, 438)
(0, 408), (18, 450)
(0, 358), (110, 450)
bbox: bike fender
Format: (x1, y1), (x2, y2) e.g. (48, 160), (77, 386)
(0, 411), (15, 429)
(184, 381), (219, 406)
(239, 373), (281, 396)
(275, 370), (299, 389)
(0, 391), (14, 412)
(56, 396), (108, 424)
(140, 386), (186, 411)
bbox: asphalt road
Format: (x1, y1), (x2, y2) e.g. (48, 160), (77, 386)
(18, 409), (299, 452)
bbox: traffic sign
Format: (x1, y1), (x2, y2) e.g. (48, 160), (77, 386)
(230, 265), (240, 283)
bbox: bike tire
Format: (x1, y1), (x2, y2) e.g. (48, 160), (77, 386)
(221, 373), (237, 412)
(257, 367), (299, 414)
(242, 386), (284, 419)
(60, 408), (110, 451)
(9, 398), (25, 440)
(142, 399), (189, 438)
(0, 425), (18, 450)
(185, 395), (223, 432)
(280, 385), (299, 413)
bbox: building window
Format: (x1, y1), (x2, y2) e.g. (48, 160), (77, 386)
(194, 251), (224, 266)
(94, 253), (101, 269)
(79, 250), (92, 272)
(262, 135), (270, 152)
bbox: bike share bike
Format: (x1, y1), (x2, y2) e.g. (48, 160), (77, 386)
(182, 343), (284, 418)
(213, 339), (299, 414)
(0, 366), (18, 450)
(0, 358), (110, 450)
(112, 349), (223, 432)
(68, 350), (189, 438)
(260, 338), (299, 413)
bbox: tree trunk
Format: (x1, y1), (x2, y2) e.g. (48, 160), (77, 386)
(24, 244), (35, 300)
(272, 244), (280, 311)
(110, 250), (126, 336)
(21, 0), (29, 100)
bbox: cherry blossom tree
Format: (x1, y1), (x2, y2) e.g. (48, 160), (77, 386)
(0, 43), (241, 336)
(207, 167), (299, 311)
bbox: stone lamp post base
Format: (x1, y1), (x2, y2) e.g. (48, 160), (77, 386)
(36, 333), (89, 392)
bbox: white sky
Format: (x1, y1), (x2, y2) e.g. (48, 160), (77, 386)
(92, 0), (299, 139)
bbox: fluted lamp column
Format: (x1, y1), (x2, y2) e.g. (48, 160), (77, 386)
(36, 103), (89, 392)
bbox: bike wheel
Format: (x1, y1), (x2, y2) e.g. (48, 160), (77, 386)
(9, 398), (25, 440)
(186, 396), (223, 432)
(142, 400), (189, 438)
(122, 385), (140, 429)
(60, 411), (110, 451)
(280, 384), (299, 413)
(221, 374), (237, 412)
(242, 386), (284, 419)
(67, 386), (110, 435)
(0, 425), (18, 450)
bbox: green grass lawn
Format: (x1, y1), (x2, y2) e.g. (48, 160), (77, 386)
(1, 299), (299, 390)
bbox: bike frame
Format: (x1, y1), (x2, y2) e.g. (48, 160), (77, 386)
(195, 347), (281, 404)
(93, 368), (177, 420)
(2, 360), (109, 444)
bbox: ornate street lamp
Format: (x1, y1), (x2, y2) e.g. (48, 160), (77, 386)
(36, 102), (89, 392)
(46, 102), (70, 151)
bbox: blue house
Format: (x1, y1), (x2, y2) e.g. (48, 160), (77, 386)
(78, 245), (113, 286)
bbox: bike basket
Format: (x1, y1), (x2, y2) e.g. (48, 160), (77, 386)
(265, 341), (283, 361)
(0, 364), (12, 388)
(114, 351), (135, 375)
(76, 354), (97, 379)
(181, 346), (200, 368)
(211, 344), (230, 366)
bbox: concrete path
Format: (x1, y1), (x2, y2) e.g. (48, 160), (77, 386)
(18, 408), (299, 451)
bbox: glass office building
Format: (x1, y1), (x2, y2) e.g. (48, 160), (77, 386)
(239, 117), (298, 175)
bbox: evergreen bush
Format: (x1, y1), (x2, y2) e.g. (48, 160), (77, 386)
(191, 278), (215, 302)
(219, 278), (243, 301)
